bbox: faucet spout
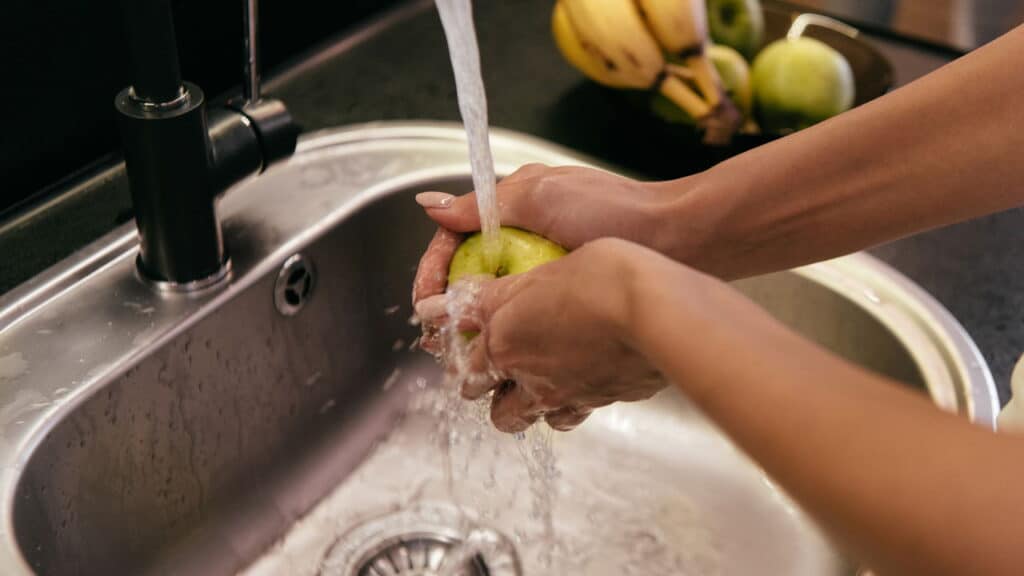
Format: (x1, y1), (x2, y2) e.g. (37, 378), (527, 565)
(118, 0), (184, 105)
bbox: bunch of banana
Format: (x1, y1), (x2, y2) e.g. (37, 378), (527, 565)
(552, 0), (741, 144)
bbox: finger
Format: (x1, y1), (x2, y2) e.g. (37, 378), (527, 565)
(416, 191), (482, 233)
(462, 373), (503, 401)
(491, 381), (543, 433)
(415, 168), (544, 234)
(545, 406), (592, 432)
(456, 274), (527, 331)
(414, 294), (448, 324)
(461, 336), (504, 400)
(412, 228), (462, 305)
(419, 327), (442, 354)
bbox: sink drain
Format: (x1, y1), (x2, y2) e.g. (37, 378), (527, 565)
(348, 533), (488, 576)
(318, 503), (521, 576)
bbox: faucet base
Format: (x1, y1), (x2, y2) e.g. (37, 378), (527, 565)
(135, 254), (232, 294)
(117, 82), (227, 285)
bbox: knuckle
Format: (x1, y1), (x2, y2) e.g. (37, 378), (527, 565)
(504, 163), (546, 183)
(580, 237), (633, 260)
(520, 162), (548, 175)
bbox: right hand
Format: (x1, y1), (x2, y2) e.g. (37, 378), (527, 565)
(411, 164), (688, 305)
(415, 238), (669, 433)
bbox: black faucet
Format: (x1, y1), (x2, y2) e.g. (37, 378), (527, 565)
(115, 0), (299, 288)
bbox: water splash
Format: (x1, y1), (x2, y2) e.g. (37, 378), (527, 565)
(437, 527), (520, 576)
(427, 278), (562, 566)
(513, 426), (558, 568)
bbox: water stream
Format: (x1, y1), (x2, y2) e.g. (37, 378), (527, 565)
(435, 0), (501, 263)
(434, 0), (560, 570)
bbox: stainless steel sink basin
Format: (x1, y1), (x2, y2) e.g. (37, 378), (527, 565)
(0, 123), (998, 575)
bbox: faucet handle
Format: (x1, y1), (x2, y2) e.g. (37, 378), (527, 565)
(239, 99), (300, 169)
(215, 0), (299, 176)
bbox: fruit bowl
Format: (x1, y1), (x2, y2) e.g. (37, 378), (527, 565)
(557, 7), (893, 177)
(653, 8), (892, 136)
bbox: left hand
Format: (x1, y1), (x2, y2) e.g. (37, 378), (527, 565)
(415, 238), (667, 432)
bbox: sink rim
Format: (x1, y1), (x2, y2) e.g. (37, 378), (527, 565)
(0, 121), (998, 575)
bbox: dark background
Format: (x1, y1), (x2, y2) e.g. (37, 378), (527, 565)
(3, 0), (1023, 218)
(787, 0), (1024, 50)
(0, 0), (400, 215)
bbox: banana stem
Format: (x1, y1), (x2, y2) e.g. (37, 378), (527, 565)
(659, 74), (711, 120)
(665, 63), (696, 81)
(685, 54), (723, 108)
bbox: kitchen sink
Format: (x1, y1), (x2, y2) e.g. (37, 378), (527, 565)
(0, 123), (997, 575)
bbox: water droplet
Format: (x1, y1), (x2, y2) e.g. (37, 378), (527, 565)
(318, 399), (336, 414)
(304, 371), (323, 387)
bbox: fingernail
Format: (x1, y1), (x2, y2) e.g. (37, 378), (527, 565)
(415, 192), (455, 209)
(414, 294), (448, 321)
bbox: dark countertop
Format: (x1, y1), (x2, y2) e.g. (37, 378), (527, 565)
(782, 0), (1024, 52)
(2, 0), (1019, 403)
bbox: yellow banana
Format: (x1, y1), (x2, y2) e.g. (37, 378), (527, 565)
(551, 0), (740, 143)
(636, 0), (726, 108)
(551, 1), (620, 86)
(559, 0), (663, 89)
(635, 0), (707, 54)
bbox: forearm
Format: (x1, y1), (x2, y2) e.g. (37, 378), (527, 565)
(663, 25), (1024, 279)
(623, 254), (1024, 575)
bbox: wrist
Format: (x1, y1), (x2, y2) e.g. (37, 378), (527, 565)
(602, 240), (696, 351)
(645, 170), (740, 278)
(577, 238), (652, 346)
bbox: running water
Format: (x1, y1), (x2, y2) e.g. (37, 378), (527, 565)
(433, 0), (560, 569)
(435, 0), (501, 266)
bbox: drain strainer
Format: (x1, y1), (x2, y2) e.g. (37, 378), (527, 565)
(319, 502), (521, 576)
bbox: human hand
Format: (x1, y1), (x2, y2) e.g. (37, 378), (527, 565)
(411, 164), (685, 306)
(415, 238), (667, 433)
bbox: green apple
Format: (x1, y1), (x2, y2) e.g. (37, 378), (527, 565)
(449, 226), (567, 285)
(707, 0), (765, 60)
(751, 37), (855, 132)
(709, 44), (752, 117)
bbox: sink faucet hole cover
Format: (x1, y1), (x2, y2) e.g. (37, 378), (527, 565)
(275, 254), (316, 316)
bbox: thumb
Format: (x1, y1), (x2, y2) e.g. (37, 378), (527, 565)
(415, 191), (481, 233)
